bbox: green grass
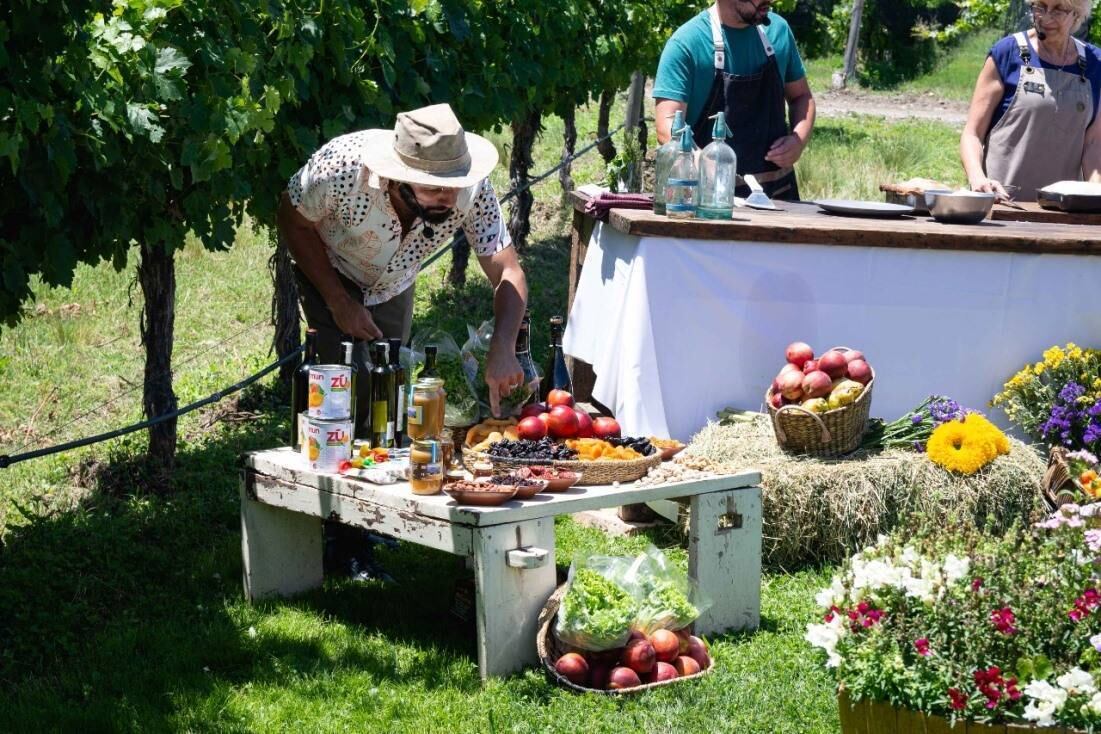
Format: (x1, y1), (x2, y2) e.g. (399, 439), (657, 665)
(796, 116), (966, 200)
(898, 30), (1002, 102)
(803, 29), (1000, 102)
(0, 82), (974, 729)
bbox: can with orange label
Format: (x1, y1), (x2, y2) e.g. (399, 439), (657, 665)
(302, 416), (353, 473)
(307, 365), (354, 420)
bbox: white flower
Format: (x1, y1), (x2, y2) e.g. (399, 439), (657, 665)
(1024, 679), (1069, 709)
(805, 617), (845, 668)
(876, 533), (890, 547)
(1089, 632), (1101, 652)
(1088, 691), (1101, 715)
(942, 553), (970, 585)
(815, 577), (847, 609)
(1022, 699), (1059, 727)
(901, 575), (936, 604)
(1057, 668), (1097, 696)
(900, 545), (920, 568)
(851, 558), (905, 594)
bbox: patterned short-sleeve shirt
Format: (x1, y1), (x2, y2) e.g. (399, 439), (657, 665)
(286, 130), (512, 305)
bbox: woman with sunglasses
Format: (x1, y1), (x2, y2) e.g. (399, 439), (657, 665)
(960, 0), (1101, 201)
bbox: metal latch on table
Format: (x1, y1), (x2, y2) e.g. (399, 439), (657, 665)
(506, 546), (550, 569)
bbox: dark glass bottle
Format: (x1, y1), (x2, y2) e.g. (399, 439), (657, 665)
(514, 312), (539, 408)
(540, 315), (573, 401)
(341, 339), (358, 432)
(290, 328), (318, 450)
(370, 341), (396, 448)
(419, 344), (439, 379)
(388, 337), (406, 449)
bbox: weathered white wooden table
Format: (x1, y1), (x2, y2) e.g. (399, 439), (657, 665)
(240, 447), (763, 679)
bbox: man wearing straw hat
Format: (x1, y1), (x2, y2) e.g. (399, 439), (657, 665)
(278, 103), (528, 416)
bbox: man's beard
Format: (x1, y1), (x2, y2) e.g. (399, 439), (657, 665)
(736, 0), (770, 25)
(397, 183), (453, 224)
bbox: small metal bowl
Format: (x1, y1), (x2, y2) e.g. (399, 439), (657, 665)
(924, 190), (995, 224)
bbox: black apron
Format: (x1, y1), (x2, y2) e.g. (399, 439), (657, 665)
(690, 5), (799, 201)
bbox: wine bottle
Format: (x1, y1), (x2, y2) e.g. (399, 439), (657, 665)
(341, 339), (358, 432)
(420, 344), (439, 379)
(370, 341), (396, 448)
(388, 337), (406, 449)
(541, 315), (573, 401)
(514, 312), (539, 410)
(290, 328), (318, 450)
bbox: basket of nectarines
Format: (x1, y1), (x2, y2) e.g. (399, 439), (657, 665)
(536, 585), (714, 694)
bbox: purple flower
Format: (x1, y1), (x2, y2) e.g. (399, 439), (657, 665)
(1087, 530), (1101, 552)
(929, 397), (965, 425)
(911, 414), (924, 425)
(1060, 381), (1086, 403)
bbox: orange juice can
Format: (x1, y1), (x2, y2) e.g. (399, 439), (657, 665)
(307, 365), (354, 420)
(302, 416), (352, 473)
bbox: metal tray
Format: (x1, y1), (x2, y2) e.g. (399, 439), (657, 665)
(816, 199), (914, 218)
(1037, 189), (1101, 213)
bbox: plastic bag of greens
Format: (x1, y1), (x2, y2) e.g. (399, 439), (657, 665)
(461, 319), (539, 419)
(621, 546), (710, 634)
(409, 329), (479, 426)
(555, 555), (637, 652)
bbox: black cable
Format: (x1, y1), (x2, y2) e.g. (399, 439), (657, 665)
(0, 113), (648, 468)
(0, 345), (304, 469)
(420, 121), (629, 271)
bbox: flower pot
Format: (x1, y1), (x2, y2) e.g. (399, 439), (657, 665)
(837, 689), (1078, 734)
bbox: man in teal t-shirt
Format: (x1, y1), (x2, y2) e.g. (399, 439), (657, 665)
(653, 1), (816, 200)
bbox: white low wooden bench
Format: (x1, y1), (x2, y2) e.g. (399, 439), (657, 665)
(240, 447), (763, 679)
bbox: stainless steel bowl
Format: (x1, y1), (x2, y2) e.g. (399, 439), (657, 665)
(924, 190), (995, 224)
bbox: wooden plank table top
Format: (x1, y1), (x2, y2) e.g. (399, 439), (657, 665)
(570, 192), (1101, 256)
(991, 201), (1101, 226)
(245, 447), (761, 528)
(240, 447), (765, 679)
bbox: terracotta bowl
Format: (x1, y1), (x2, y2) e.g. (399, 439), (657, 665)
(543, 471), (581, 491)
(509, 478), (550, 500)
(444, 484), (517, 507)
(660, 443), (686, 461)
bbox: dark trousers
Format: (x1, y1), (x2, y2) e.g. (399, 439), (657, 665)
(293, 264), (415, 573)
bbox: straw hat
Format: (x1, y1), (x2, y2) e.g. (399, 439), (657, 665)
(361, 103), (499, 188)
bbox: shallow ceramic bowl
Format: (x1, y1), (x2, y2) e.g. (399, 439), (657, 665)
(543, 471), (580, 492)
(508, 478), (550, 500)
(659, 443), (687, 461)
(444, 484), (517, 507)
(925, 190), (995, 224)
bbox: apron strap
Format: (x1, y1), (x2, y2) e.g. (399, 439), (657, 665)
(1074, 37), (1088, 81)
(1014, 31), (1032, 68)
(756, 25), (775, 58)
(708, 5), (725, 71)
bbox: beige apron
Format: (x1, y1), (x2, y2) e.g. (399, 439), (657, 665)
(985, 32), (1093, 201)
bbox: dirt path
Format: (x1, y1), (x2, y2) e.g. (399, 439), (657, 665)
(815, 89), (969, 126)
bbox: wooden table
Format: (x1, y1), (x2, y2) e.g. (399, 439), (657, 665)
(991, 201), (1101, 226)
(240, 448), (763, 679)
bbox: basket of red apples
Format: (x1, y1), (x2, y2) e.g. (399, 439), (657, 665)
(537, 587), (714, 694)
(765, 343), (874, 458)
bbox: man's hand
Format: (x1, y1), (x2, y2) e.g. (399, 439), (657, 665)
(969, 176), (1009, 199)
(764, 134), (806, 169)
(329, 294), (383, 341)
(484, 344), (524, 418)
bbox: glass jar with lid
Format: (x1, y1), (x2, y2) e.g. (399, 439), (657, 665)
(409, 438), (444, 495)
(407, 377), (445, 441)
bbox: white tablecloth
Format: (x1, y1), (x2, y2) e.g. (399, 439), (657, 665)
(564, 221), (1101, 441)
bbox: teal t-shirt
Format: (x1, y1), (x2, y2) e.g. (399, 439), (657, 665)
(653, 10), (806, 128)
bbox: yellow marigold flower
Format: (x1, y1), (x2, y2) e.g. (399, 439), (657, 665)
(961, 414), (1010, 456)
(927, 420), (998, 475)
(1034, 364), (1046, 376)
(1043, 346), (1066, 367)
(1068, 345), (1084, 361)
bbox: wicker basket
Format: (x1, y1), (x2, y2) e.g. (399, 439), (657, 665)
(536, 586), (714, 695)
(462, 448), (661, 486)
(1042, 445), (1080, 510)
(766, 360), (875, 458)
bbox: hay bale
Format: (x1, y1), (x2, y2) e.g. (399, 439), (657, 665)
(681, 416), (1046, 569)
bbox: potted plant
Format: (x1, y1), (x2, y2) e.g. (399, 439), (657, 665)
(807, 505), (1101, 731)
